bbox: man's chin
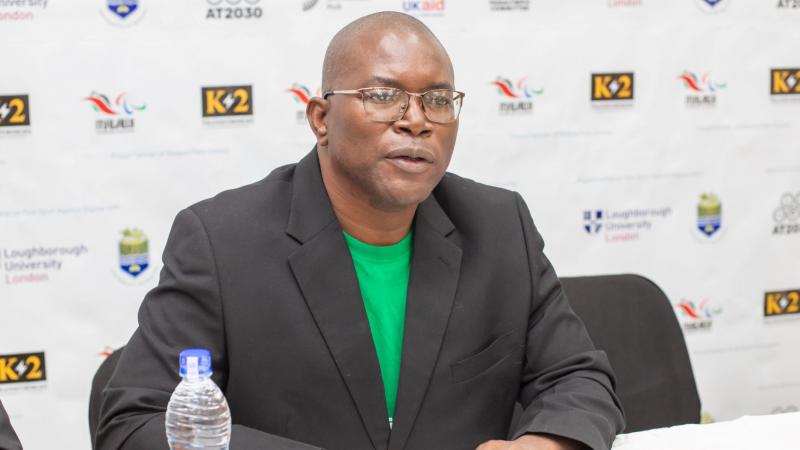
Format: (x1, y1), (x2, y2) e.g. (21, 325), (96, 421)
(370, 185), (434, 212)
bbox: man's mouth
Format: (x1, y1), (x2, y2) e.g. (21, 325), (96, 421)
(392, 155), (429, 163)
(385, 148), (435, 174)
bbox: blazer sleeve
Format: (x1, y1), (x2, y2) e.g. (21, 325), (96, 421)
(0, 400), (22, 450)
(510, 193), (625, 450)
(95, 208), (323, 450)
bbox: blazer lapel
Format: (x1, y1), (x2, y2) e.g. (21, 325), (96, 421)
(389, 195), (462, 450)
(287, 149), (390, 450)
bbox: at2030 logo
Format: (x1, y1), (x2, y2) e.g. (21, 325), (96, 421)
(206, 0), (262, 19)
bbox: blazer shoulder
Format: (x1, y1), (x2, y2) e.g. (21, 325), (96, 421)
(186, 162), (296, 220)
(432, 172), (529, 241)
(436, 172), (522, 215)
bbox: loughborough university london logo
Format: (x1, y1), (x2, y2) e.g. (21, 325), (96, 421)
(583, 210), (603, 234)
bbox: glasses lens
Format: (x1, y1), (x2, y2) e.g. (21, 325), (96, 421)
(361, 88), (407, 122)
(422, 90), (461, 124)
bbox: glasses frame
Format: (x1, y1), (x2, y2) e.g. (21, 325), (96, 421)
(322, 87), (465, 124)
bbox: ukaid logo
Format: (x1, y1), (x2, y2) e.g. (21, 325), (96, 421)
(2, 244), (88, 285)
(102, 0), (145, 26)
(202, 85), (253, 125)
(773, 192), (800, 235)
(287, 83), (318, 124)
(679, 71), (726, 107)
(0, 94), (31, 136)
(403, 0), (445, 16)
(591, 72), (634, 104)
(582, 206), (672, 242)
(0, 352), (46, 386)
(84, 92), (146, 133)
(764, 289), (800, 318)
(206, 0), (263, 20)
(695, 0), (729, 13)
(491, 76), (542, 115)
(693, 193), (724, 241)
(675, 299), (721, 331)
(771, 68), (800, 96)
(114, 228), (155, 285)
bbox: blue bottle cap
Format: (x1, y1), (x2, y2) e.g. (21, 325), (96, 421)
(179, 348), (212, 377)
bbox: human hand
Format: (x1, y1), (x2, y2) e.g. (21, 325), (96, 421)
(475, 433), (588, 450)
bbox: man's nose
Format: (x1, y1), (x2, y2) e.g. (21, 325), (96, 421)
(393, 95), (433, 137)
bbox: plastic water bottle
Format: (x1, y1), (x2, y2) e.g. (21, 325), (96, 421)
(165, 349), (232, 450)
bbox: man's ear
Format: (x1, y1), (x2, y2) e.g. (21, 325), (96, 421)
(307, 97), (329, 147)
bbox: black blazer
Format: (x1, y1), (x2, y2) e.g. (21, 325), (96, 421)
(96, 149), (624, 450)
(0, 400), (22, 450)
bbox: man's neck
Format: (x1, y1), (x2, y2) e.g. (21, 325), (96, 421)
(319, 160), (415, 246)
(334, 201), (415, 246)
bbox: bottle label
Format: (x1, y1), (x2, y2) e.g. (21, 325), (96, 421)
(186, 356), (199, 377)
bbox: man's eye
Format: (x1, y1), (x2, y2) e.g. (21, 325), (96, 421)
(427, 95), (453, 108)
(366, 90), (398, 103)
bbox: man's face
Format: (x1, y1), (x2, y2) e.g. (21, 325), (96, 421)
(322, 30), (459, 211)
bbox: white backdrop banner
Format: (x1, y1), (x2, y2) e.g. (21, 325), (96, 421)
(1, 0), (799, 448)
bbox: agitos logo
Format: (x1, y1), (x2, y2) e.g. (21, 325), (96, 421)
(675, 299), (721, 330)
(770, 68), (800, 96)
(202, 86), (253, 117)
(287, 84), (319, 124)
(591, 72), (634, 102)
(0, 352), (46, 384)
(84, 91), (146, 132)
(0, 94), (31, 127)
(679, 71), (726, 106)
(491, 76), (542, 115)
(287, 83), (315, 105)
(764, 289), (800, 317)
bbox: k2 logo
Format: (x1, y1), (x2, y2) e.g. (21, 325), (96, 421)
(202, 86), (253, 117)
(0, 95), (31, 127)
(764, 289), (800, 317)
(0, 352), (46, 384)
(770, 69), (800, 95)
(591, 73), (634, 101)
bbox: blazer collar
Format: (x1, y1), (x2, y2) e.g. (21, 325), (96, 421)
(286, 148), (339, 244)
(286, 148), (461, 450)
(286, 148), (455, 244)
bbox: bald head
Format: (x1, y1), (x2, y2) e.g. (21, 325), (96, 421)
(321, 11), (454, 92)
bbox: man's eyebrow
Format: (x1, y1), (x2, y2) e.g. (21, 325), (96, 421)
(426, 81), (455, 90)
(364, 76), (454, 91)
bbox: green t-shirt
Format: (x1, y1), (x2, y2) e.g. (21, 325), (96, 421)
(343, 230), (412, 421)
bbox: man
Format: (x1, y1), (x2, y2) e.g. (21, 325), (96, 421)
(97, 11), (624, 450)
(0, 400), (22, 450)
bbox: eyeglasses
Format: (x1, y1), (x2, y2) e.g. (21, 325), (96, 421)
(322, 87), (465, 124)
